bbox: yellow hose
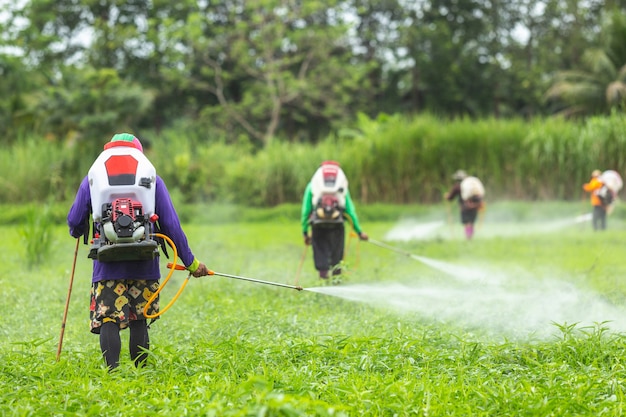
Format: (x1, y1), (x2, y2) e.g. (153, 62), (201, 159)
(143, 233), (190, 319)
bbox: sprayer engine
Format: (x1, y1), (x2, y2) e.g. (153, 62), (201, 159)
(89, 198), (158, 262)
(102, 198), (146, 243)
(101, 198), (145, 241)
(316, 194), (341, 220)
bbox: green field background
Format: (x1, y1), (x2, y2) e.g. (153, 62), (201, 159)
(3, 112), (626, 415)
(2, 201), (626, 415)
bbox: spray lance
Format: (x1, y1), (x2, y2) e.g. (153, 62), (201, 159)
(141, 234), (302, 320)
(165, 262), (304, 291)
(367, 238), (412, 256)
(366, 237), (424, 263)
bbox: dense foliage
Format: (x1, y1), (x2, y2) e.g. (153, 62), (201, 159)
(0, 1), (625, 148)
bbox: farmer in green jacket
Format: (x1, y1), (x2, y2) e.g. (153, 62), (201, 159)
(301, 161), (368, 279)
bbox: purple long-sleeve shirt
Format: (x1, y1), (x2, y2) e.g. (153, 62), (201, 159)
(67, 175), (197, 283)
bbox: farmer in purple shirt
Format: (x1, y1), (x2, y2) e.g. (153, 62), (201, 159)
(67, 133), (209, 370)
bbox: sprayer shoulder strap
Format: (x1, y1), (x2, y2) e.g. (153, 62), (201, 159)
(154, 222), (170, 259)
(83, 216), (91, 245)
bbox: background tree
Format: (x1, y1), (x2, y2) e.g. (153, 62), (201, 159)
(168, 0), (370, 146)
(545, 11), (626, 116)
(343, 0), (406, 116)
(31, 67), (153, 150)
(0, 0), (625, 145)
(398, 0), (526, 118)
(4, 0), (156, 143)
(0, 56), (46, 142)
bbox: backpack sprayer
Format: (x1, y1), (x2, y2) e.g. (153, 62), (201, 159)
(310, 162), (348, 225)
(87, 146), (159, 263)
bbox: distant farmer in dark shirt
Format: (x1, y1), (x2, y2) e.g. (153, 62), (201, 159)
(301, 161), (368, 279)
(445, 169), (485, 240)
(67, 133), (210, 370)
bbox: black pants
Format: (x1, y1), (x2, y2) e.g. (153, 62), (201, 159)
(460, 207), (479, 225)
(592, 205), (606, 230)
(99, 320), (149, 370)
(311, 224), (345, 273)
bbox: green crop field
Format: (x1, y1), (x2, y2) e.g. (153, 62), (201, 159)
(2, 202), (626, 416)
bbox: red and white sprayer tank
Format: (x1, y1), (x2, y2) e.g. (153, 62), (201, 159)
(311, 162), (348, 209)
(87, 146), (157, 222)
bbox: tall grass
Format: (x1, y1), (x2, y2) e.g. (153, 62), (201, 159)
(522, 117), (585, 199)
(0, 137), (72, 202)
(3, 113), (626, 205)
(18, 204), (54, 267)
